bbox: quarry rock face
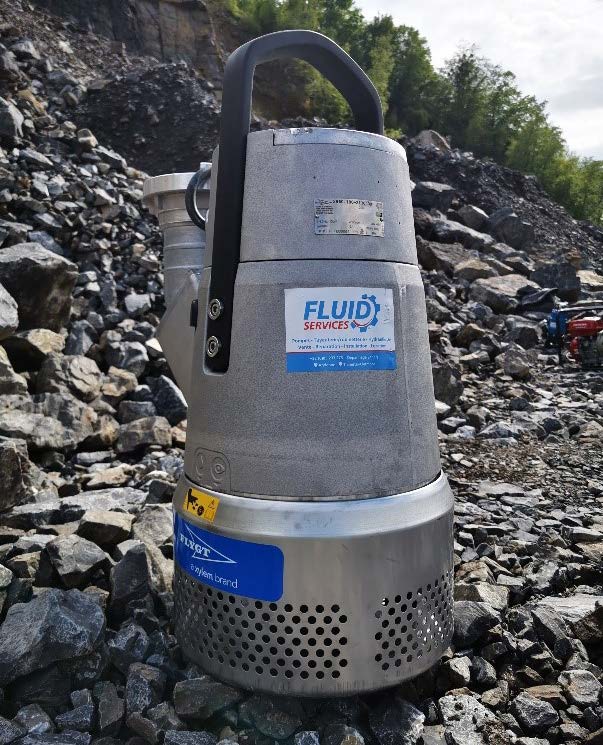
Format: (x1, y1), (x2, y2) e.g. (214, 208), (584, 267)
(0, 1), (601, 743)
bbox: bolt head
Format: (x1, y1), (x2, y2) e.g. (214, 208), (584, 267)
(208, 298), (223, 320)
(206, 336), (221, 358)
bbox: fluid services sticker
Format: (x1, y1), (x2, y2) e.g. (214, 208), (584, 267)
(284, 287), (396, 373)
(174, 512), (284, 601)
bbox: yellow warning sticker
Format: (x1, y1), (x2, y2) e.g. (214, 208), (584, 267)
(183, 488), (219, 523)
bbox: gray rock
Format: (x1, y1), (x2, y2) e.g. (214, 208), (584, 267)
(105, 341), (148, 378)
(151, 376), (187, 425)
(37, 355), (102, 403)
(0, 588), (105, 685)
(0, 716), (25, 744)
(55, 704), (94, 733)
(294, 733), (320, 745)
(164, 733), (217, 745)
(370, 699), (425, 745)
(107, 623), (149, 675)
(0, 97), (24, 142)
(108, 544), (152, 624)
(457, 205), (488, 231)
(2, 329), (65, 371)
(323, 724), (365, 745)
(116, 416), (172, 453)
(0, 437), (42, 512)
(0, 347), (28, 394)
(417, 238), (474, 276)
(432, 355), (463, 406)
(510, 692), (559, 733)
(0, 243), (78, 332)
(93, 681), (124, 737)
(239, 695), (302, 739)
(173, 676), (244, 720)
(438, 694), (495, 745)
(13, 704), (55, 735)
(124, 293), (151, 317)
(412, 181), (455, 211)
(132, 505), (172, 548)
(77, 510), (133, 547)
(125, 663), (166, 716)
(0, 283), (18, 340)
(442, 655), (472, 687)
(453, 601), (500, 647)
(531, 260), (581, 302)
(558, 669), (602, 706)
(486, 207), (535, 250)
(117, 400), (156, 423)
(470, 274), (540, 314)
(412, 130), (450, 151)
(46, 535), (108, 589)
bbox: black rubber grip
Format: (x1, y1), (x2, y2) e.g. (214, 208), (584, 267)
(206, 30), (384, 372)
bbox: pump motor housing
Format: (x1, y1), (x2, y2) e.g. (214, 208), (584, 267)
(148, 30), (454, 696)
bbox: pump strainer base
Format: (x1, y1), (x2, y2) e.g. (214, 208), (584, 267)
(173, 473), (454, 696)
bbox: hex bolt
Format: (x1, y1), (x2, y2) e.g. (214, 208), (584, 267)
(208, 298), (223, 320)
(206, 336), (221, 358)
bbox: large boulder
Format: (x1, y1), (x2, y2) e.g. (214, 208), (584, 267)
(0, 243), (78, 331)
(411, 130), (451, 151)
(416, 238), (474, 276)
(486, 207), (535, 250)
(530, 260), (581, 301)
(0, 589), (106, 685)
(470, 274), (540, 314)
(411, 181), (455, 211)
(36, 354), (103, 402)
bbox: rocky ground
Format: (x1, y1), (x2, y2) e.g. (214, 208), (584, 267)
(1, 2), (603, 745)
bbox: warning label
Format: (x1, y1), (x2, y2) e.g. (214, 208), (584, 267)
(183, 487), (219, 523)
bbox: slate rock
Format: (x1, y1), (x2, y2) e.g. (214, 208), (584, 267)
(116, 417), (172, 453)
(37, 355), (103, 403)
(0, 347), (28, 395)
(173, 676), (244, 720)
(2, 329), (65, 371)
(93, 681), (124, 737)
(0, 283), (18, 341)
(0, 715), (25, 745)
(77, 509), (133, 547)
(151, 376), (187, 425)
(531, 260), (581, 302)
(412, 181), (455, 211)
(322, 724), (365, 745)
(0, 243), (78, 332)
(164, 733), (217, 745)
(0, 97), (24, 142)
(558, 669), (602, 707)
(486, 207), (535, 250)
(108, 544), (152, 624)
(369, 699), (425, 745)
(457, 204), (488, 231)
(0, 588), (105, 685)
(125, 663), (166, 716)
(511, 692), (559, 733)
(470, 274), (540, 314)
(46, 534), (108, 589)
(453, 601), (500, 647)
(238, 695), (302, 739)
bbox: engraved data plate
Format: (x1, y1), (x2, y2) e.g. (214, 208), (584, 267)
(314, 199), (384, 237)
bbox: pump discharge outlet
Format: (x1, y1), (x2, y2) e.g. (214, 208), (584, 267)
(148, 29), (454, 696)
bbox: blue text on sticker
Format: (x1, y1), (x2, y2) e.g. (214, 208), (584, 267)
(174, 512), (284, 601)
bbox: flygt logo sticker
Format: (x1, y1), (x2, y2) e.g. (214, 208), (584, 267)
(180, 523), (236, 564)
(303, 293), (381, 333)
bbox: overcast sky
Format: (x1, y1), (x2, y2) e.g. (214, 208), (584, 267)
(355, 0), (603, 159)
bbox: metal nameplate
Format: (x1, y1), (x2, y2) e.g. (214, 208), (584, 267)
(314, 199), (384, 237)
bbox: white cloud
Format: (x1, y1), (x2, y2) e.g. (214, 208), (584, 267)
(355, 0), (603, 158)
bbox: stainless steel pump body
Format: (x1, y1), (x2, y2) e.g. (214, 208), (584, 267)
(166, 126), (454, 695)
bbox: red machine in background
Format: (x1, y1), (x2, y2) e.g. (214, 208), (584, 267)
(568, 314), (603, 368)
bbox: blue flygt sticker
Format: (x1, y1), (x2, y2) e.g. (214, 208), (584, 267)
(284, 287), (396, 372)
(174, 512), (284, 601)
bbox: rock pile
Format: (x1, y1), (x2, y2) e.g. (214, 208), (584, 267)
(0, 2), (602, 745)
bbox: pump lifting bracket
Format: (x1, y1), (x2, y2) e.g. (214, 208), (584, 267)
(190, 30), (384, 372)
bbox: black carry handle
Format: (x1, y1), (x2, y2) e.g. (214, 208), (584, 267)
(185, 164), (212, 231)
(202, 29), (384, 372)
